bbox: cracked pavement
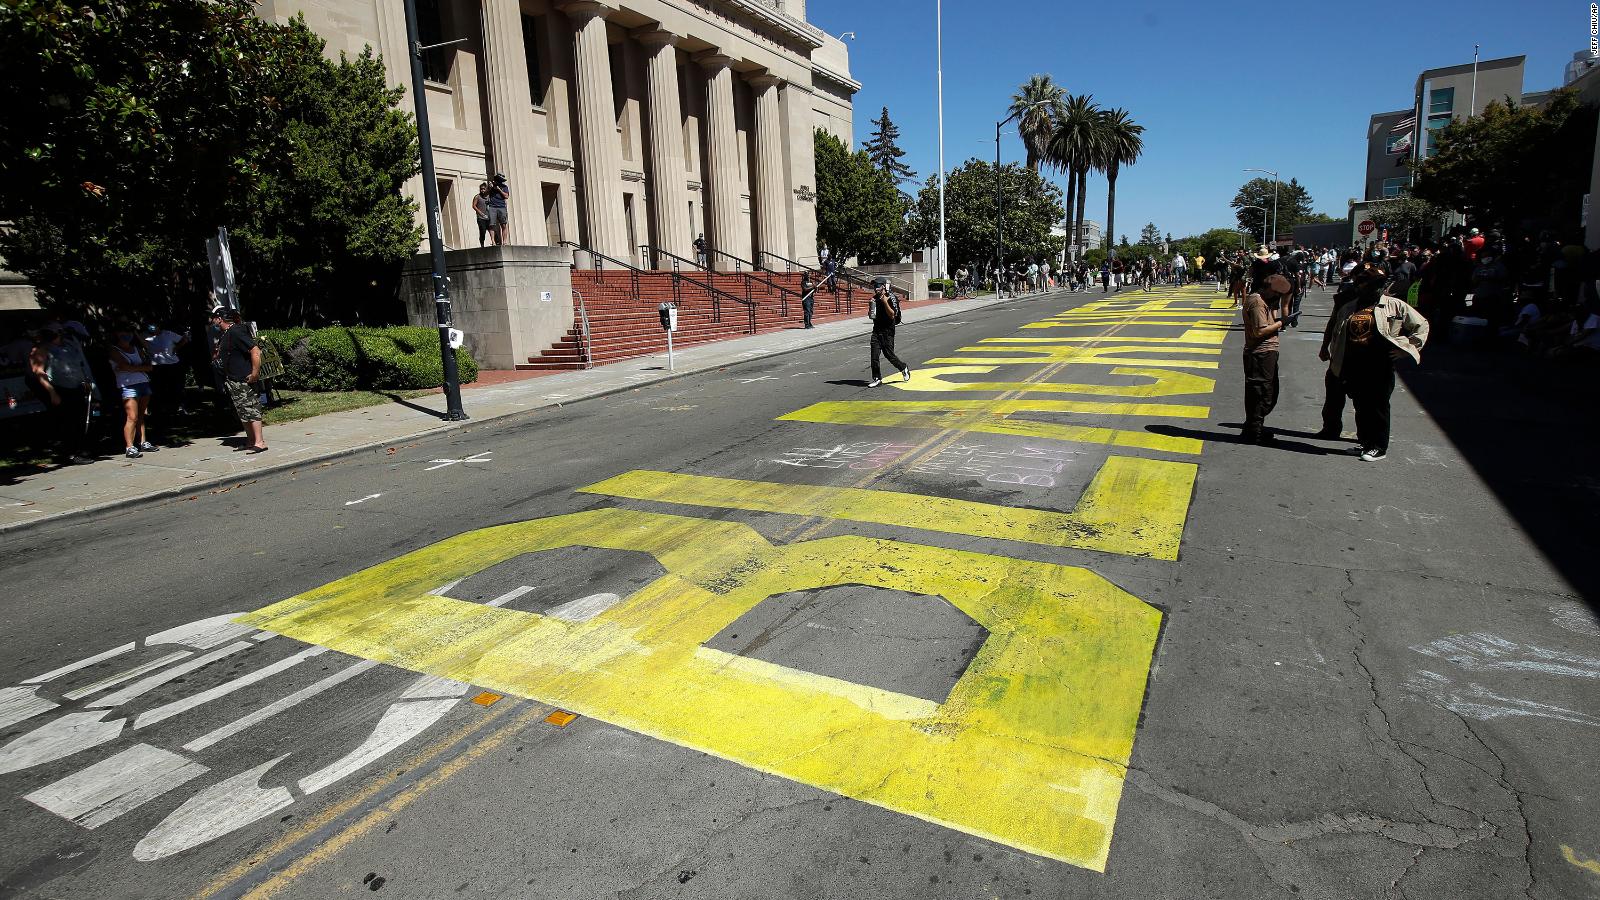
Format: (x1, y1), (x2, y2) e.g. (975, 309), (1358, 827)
(1, 288), (1598, 898)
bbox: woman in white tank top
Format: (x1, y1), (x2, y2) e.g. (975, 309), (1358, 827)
(109, 326), (158, 459)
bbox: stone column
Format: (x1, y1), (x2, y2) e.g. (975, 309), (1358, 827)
(749, 74), (789, 268)
(637, 30), (691, 262)
(561, 1), (629, 260)
(698, 53), (748, 269)
(480, 0), (542, 244)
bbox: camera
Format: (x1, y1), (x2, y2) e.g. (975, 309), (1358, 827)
(492, 173), (506, 185)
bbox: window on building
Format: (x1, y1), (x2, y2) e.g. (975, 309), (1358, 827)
(416, 0), (451, 84)
(1428, 86), (1454, 117)
(521, 15), (545, 107)
(1424, 116), (1448, 157)
(1381, 176), (1407, 199)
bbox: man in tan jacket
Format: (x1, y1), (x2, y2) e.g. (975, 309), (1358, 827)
(1320, 262), (1429, 461)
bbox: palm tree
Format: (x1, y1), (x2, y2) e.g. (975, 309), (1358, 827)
(1046, 94), (1102, 260)
(1098, 108), (1145, 262)
(1009, 75), (1067, 171)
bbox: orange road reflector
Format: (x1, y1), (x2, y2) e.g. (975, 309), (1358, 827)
(545, 710), (577, 727)
(471, 691), (503, 707)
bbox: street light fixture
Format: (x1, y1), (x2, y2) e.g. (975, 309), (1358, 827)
(1244, 167), (1279, 250)
(1240, 205), (1268, 248)
(995, 106), (1041, 289)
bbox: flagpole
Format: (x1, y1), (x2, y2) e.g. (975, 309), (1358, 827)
(935, 0), (947, 280)
(1470, 44), (1480, 117)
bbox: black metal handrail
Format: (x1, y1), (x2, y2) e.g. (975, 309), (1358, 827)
(756, 249), (816, 274)
(560, 240), (646, 312)
(641, 244), (707, 274)
(669, 266), (756, 334)
(706, 247), (760, 274)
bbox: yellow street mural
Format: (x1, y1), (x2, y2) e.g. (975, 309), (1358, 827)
(235, 287), (1232, 874)
(581, 454), (1198, 560)
(239, 508), (1162, 871)
(778, 399), (1207, 454)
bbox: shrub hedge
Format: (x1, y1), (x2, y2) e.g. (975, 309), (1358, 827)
(258, 326), (479, 392)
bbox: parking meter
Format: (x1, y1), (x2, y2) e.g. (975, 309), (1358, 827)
(658, 302), (678, 371)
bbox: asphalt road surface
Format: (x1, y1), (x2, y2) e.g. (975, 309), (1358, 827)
(2, 285), (1597, 900)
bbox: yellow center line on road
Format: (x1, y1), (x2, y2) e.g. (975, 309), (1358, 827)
(190, 700), (545, 900)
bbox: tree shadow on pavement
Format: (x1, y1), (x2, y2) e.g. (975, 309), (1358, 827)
(1398, 339), (1600, 603)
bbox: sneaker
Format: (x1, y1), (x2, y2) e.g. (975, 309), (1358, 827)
(866, 378), (882, 388)
(901, 367), (912, 382)
(1359, 448), (1387, 462)
(125, 446), (142, 459)
(138, 441), (160, 453)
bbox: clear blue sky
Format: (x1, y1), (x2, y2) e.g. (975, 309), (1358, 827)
(807, 0), (1582, 241)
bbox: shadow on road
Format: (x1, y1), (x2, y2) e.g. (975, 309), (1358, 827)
(1146, 423), (1343, 456)
(1398, 340), (1600, 602)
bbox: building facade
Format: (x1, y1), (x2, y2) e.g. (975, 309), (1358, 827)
(258, 0), (856, 270)
(1363, 55), (1531, 202)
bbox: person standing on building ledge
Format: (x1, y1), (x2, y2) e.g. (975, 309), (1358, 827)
(472, 182), (492, 248)
(1239, 274), (1290, 445)
(486, 173), (510, 245)
(865, 278), (910, 388)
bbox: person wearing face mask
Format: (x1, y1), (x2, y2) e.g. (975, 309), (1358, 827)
(1319, 262), (1429, 461)
(108, 325), (159, 458)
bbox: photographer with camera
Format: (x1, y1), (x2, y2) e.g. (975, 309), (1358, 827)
(487, 172), (510, 245)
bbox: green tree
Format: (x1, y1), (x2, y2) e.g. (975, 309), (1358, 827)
(815, 128), (905, 265)
(1230, 176), (1316, 241)
(0, 0), (286, 322)
(1139, 222), (1161, 245)
(1046, 94), (1102, 260)
(905, 158), (1063, 273)
(1009, 74), (1067, 171)
(231, 19), (420, 325)
(862, 106), (916, 186)
(1371, 195), (1446, 243)
(1098, 108), (1144, 260)
(1412, 89), (1596, 235)
(0, 0), (421, 325)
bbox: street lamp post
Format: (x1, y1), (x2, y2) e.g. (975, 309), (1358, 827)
(994, 109), (1035, 293)
(935, 0), (947, 281)
(1245, 167), (1279, 250)
(402, 0), (467, 420)
(1240, 205), (1268, 248)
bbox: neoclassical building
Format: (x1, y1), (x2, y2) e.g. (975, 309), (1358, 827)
(258, 0), (856, 270)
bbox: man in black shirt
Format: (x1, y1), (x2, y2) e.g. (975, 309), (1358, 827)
(866, 279), (910, 388)
(210, 309), (267, 454)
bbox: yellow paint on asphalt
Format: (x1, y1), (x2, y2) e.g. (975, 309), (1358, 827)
(878, 365), (1215, 397)
(239, 508), (1163, 871)
(1563, 844), (1600, 876)
(929, 344), (1221, 369)
(580, 455), (1197, 560)
(777, 399), (1206, 454)
(998, 329), (1227, 344)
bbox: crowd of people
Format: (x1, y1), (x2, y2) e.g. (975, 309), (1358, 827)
(10, 309), (269, 466)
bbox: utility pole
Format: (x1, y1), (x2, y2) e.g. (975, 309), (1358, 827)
(935, 0), (947, 281)
(402, 0), (467, 420)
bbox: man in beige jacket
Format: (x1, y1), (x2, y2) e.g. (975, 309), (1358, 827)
(1320, 262), (1429, 461)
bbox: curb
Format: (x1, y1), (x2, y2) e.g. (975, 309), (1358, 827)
(1, 291), (1039, 536)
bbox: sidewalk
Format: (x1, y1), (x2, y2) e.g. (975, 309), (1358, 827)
(0, 291), (1017, 533)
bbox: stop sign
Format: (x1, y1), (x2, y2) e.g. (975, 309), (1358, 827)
(1358, 219), (1376, 236)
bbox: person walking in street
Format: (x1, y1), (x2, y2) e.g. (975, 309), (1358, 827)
(211, 309), (268, 454)
(1320, 263), (1429, 461)
(1240, 274), (1290, 444)
(1315, 253), (1365, 439)
(109, 326), (158, 458)
(28, 326), (96, 464)
(472, 182), (492, 248)
(866, 279), (910, 388)
(1172, 251), (1187, 288)
(486, 173), (510, 245)
(1100, 260), (1111, 293)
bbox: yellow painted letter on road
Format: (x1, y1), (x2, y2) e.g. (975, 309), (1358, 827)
(582, 454), (1197, 560)
(239, 508), (1163, 871)
(929, 345), (1220, 369)
(778, 399), (1205, 455)
(882, 365), (1215, 398)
